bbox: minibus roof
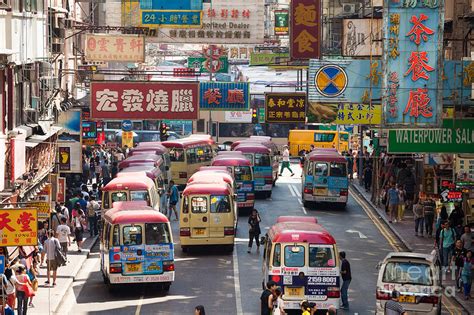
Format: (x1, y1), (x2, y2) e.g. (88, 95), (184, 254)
(268, 222), (336, 244)
(307, 151), (346, 163)
(105, 206), (169, 225)
(233, 144), (271, 154)
(118, 166), (161, 179)
(231, 140), (272, 150)
(212, 156), (252, 167)
(189, 172), (234, 185)
(129, 145), (168, 156)
(102, 175), (155, 191)
(162, 137), (215, 149)
(199, 166), (230, 172)
(276, 216), (318, 224)
(183, 183), (232, 196)
(118, 154), (163, 169)
(217, 151), (245, 156)
(250, 135), (272, 141)
(134, 142), (167, 151)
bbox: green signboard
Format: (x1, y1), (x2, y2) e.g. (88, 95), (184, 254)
(388, 120), (474, 153)
(187, 56), (228, 73)
(249, 52), (290, 66)
(258, 108), (265, 124)
(274, 10), (289, 35)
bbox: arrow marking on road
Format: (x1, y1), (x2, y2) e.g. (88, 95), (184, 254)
(345, 230), (368, 239)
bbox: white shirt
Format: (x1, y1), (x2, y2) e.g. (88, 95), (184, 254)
(44, 237), (59, 260)
(282, 149), (290, 162)
(2, 274), (18, 295)
(56, 224), (71, 243)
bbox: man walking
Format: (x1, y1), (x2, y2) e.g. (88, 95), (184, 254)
(279, 145), (294, 176)
(440, 221), (456, 273)
(43, 230), (60, 286)
(339, 251), (351, 309)
(167, 180), (179, 221)
(386, 183), (399, 223)
(56, 217), (71, 260)
(260, 280), (277, 315)
(423, 197), (436, 237)
(87, 196), (100, 236)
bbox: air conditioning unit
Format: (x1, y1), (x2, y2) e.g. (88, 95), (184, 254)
(342, 3), (360, 14)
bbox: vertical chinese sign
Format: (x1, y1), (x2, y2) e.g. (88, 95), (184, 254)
(274, 10), (289, 36)
(290, 0), (321, 59)
(265, 93), (306, 123)
(199, 82), (250, 111)
(0, 208), (38, 246)
(382, 0), (444, 127)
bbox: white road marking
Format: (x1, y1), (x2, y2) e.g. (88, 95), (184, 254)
(232, 245), (243, 314)
(288, 185), (296, 197)
(345, 229), (368, 239)
(134, 294), (144, 315)
(301, 206), (307, 215)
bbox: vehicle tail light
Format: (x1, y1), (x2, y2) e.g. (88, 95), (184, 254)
(304, 187), (312, 194)
(163, 261), (175, 272)
(247, 193), (255, 200)
(327, 287), (340, 298)
(180, 227), (190, 236)
(110, 263), (122, 273)
(340, 189), (348, 196)
(419, 295), (439, 304)
(179, 172), (187, 178)
(224, 227), (235, 235)
(376, 289), (391, 300)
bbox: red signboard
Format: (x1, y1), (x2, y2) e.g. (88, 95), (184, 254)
(290, 0), (321, 60)
(90, 81), (200, 120)
(57, 177), (66, 203)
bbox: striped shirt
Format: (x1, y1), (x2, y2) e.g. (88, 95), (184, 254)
(385, 300), (405, 315)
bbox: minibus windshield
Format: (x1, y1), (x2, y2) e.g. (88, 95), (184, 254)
(234, 166), (252, 181)
(111, 192), (127, 202)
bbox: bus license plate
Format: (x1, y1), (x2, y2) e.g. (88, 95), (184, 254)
(126, 263), (142, 273)
(399, 295), (416, 303)
(285, 287), (304, 297)
(194, 228), (205, 235)
(313, 188), (327, 196)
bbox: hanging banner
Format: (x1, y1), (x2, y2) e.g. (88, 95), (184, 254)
(57, 109), (82, 173)
(199, 82), (250, 111)
(342, 19), (383, 57)
(0, 208), (38, 246)
(274, 10), (289, 36)
(265, 93), (306, 123)
(58, 147), (71, 171)
(90, 81), (199, 120)
(187, 56), (229, 73)
(290, 0), (321, 60)
(85, 34), (145, 63)
(382, 0), (444, 127)
(57, 177), (66, 203)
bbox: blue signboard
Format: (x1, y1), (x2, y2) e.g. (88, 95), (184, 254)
(200, 82), (250, 111)
(140, 0), (203, 10)
(122, 120), (132, 131)
(382, 0), (444, 127)
(141, 10), (202, 27)
(443, 60), (474, 107)
(0, 255), (4, 274)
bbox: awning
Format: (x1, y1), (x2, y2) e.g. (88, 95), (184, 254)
(25, 126), (62, 148)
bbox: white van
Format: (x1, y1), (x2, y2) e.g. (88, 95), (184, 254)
(376, 252), (442, 315)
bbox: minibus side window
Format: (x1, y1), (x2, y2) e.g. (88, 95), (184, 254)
(123, 225), (142, 245)
(112, 225), (120, 246)
(104, 224), (111, 248)
(284, 245), (305, 267)
(186, 148), (197, 164)
(191, 197), (207, 213)
(243, 154), (253, 164)
(145, 223), (171, 244)
(309, 245), (336, 267)
(255, 153), (270, 166)
(272, 243), (281, 267)
(307, 162), (314, 176)
(169, 148), (185, 162)
(103, 191), (110, 209)
(210, 195), (231, 213)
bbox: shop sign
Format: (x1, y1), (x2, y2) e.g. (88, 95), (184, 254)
(141, 10), (203, 28)
(58, 147), (71, 171)
(0, 208), (38, 246)
(122, 131), (134, 148)
(85, 34), (145, 63)
(388, 119), (474, 154)
(82, 121), (97, 139)
(258, 108), (265, 123)
(335, 104), (382, 125)
(188, 56), (229, 73)
(249, 52), (290, 66)
(274, 10), (289, 36)
(90, 81), (199, 120)
(199, 82), (249, 111)
(382, 0), (444, 127)
(224, 111), (252, 123)
(265, 93), (306, 123)
(290, 0), (321, 59)
(0, 255), (4, 274)
(139, 0), (203, 10)
(57, 177), (66, 203)
(423, 167), (436, 195)
(342, 19), (382, 57)
(57, 109), (82, 173)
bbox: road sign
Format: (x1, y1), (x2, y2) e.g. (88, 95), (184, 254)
(0, 255), (4, 274)
(122, 120), (132, 131)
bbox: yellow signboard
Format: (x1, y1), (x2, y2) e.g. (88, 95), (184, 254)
(0, 208), (38, 246)
(27, 202), (50, 219)
(122, 131), (134, 148)
(335, 104), (381, 125)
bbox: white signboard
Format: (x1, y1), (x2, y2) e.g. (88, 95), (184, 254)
(225, 111), (252, 123)
(342, 19), (382, 57)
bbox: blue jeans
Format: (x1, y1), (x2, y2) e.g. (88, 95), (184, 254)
(341, 279), (351, 307)
(17, 290), (28, 315)
(442, 246), (453, 267)
(88, 215), (98, 236)
(415, 217), (424, 234)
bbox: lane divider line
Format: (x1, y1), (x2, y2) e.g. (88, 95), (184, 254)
(233, 245), (243, 314)
(134, 294), (144, 315)
(288, 185), (296, 197)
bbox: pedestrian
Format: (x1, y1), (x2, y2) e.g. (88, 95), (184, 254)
(310, 144), (315, 151)
(397, 184), (406, 221)
(194, 305), (206, 315)
(279, 145), (294, 176)
(386, 183), (399, 223)
(440, 221), (456, 273)
(73, 209), (86, 252)
(87, 196), (100, 236)
(82, 158), (90, 185)
(436, 205), (449, 231)
(0, 295), (14, 315)
(300, 300), (311, 315)
(260, 280), (277, 315)
(2, 266), (23, 310)
(452, 239), (467, 291)
(308, 302), (317, 315)
(76, 193), (87, 212)
(384, 290), (407, 314)
(43, 230), (60, 286)
(27, 259), (39, 308)
(413, 198), (424, 237)
(423, 197), (436, 237)
(167, 180), (179, 221)
(449, 206), (465, 239)
(15, 266), (32, 315)
(56, 217), (71, 259)
(89, 157), (96, 184)
(272, 287), (285, 315)
(347, 149), (354, 180)
(461, 250), (473, 300)
(101, 159), (111, 186)
(248, 209), (262, 253)
(461, 225), (472, 251)
(94, 156), (101, 184)
(339, 251), (351, 309)
(111, 161), (118, 179)
(38, 220), (49, 267)
(403, 169), (416, 211)
(363, 163), (372, 192)
(90, 183), (101, 201)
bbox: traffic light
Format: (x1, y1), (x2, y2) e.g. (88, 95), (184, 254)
(252, 107), (258, 124)
(160, 123), (168, 141)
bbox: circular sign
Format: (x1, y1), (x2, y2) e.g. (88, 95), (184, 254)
(314, 65), (348, 98)
(122, 120), (132, 131)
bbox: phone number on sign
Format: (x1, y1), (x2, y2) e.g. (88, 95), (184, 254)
(307, 276), (337, 286)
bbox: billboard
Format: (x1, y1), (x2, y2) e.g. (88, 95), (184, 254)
(141, 10), (203, 28)
(85, 34), (145, 63)
(57, 109), (82, 173)
(139, 0), (203, 10)
(274, 10), (289, 36)
(199, 82), (250, 111)
(382, 0), (444, 127)
(90, 81), (199, 120)
(188, 56), (229, 73)
(290, 0), (321, 59)
(224, 111), (253, 123)
(0, 208), (38, 246)
(306, 102), (381, 125)
(265, 93), (306, 123)
(342, 19), (382, 57)
(249, 52), (290, 66)
(443, 60), (474, 107)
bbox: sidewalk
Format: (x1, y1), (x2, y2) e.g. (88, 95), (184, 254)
(29, 234), (98, 315)
(351, 182), (473, 314)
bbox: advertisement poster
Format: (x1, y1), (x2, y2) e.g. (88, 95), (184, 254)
(342, 19), (383, 57)
(224, 111), (253, 123)
(57, 109), (82, 173)
(0, 208), (38, 246)
(57, 177), (66, 203)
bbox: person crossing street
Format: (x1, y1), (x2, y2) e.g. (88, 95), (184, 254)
(279, 145), (294, 176)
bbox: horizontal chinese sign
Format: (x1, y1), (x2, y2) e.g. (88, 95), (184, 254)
(290, 0), (321, 59)
(0, 208), (38, 246)
(335, 104), (381, 125)
(225, 111), (252, 123)
(188, 56), (229, 73)
(141, 10), (203, 27)
(274, 10), (289, 36)
(85, 34), (145, 63)
(342, 19), (382, 57)
(90, 81), (199, 120)
(388, 120), (474, 154)
(199, 82), (249, 111)
(382, 0), (444, 127)
(249, 52), (290, 66)
(265, 93), (306, 123)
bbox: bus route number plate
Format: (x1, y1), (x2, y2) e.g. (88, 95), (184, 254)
(313, 188), (327, 196)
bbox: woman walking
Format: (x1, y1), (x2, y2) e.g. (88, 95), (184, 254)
(73, 209), (86, 252)
(15, 266), (32, 315)
(248, 209), (262, 254)
(461, 250), (473, 300)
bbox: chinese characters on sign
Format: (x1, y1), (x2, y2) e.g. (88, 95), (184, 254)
(274, 10), (289, 36)
(188, 56), (229, 73)
(382, 0), (443, 126)
(90, 82), (199, 120)
(141, 10), (203, 27)
(290, 0), (321, 59)
(0, 209), (38, 246)
(200, 82), (249, 111)
(85, 34), (145, 63)
(249, 52), (290, 66)
(265, 93), (306, 123)
(335, 104), (382, 125)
